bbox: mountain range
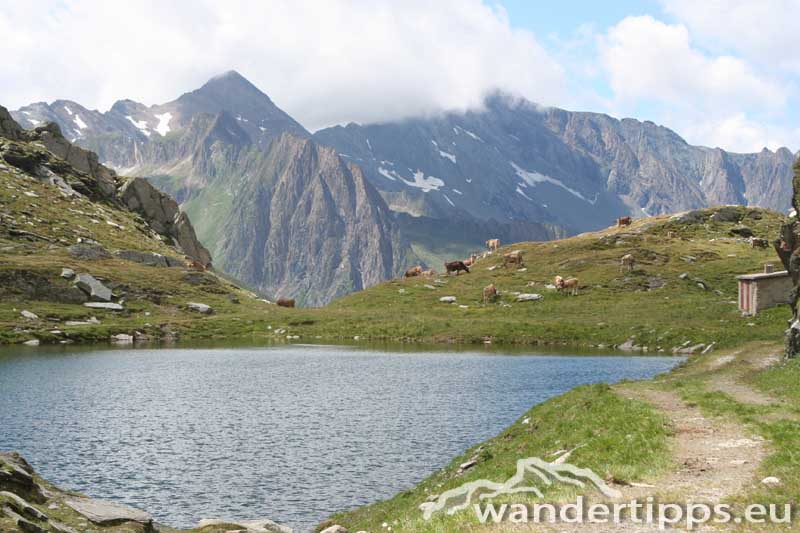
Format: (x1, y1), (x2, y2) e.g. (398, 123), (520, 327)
(11, 71), (797, 304)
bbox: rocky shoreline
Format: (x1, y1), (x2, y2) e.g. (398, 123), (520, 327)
(0, 452), (296, 533)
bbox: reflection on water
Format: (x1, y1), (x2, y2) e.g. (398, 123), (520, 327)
(0, 343), (682, 531)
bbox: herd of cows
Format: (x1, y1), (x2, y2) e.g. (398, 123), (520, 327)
(402, 216), (644, 304)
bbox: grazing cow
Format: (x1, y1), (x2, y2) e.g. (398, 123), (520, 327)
(483, 283), (498, 303)
(276, 297), (295, 308)
(445, 261), (470, 275)
(463, 254), (478, 267)
(486, 238), (500, 252)
(404, 265), (423, 278)
(185, 257), (207, 271)
(616, 216), (632, 227)
(620, 253), (635, 272)
(751, 237), (769, 249)
(554, 275), (580, 296)
(503, 250), (524, 268)
(421, 269), (435, 277)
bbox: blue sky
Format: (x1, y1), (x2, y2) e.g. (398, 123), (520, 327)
(0, 0), (797, 152)
(498, 0), (799, 152)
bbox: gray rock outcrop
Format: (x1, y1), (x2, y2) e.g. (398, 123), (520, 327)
(74, 273), (112, 302)
(117, 177), (211, 267)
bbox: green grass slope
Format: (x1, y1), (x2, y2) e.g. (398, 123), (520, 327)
(286, 205), (788, 351)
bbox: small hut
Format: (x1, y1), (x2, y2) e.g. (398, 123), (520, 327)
(737, 264), (792, 316)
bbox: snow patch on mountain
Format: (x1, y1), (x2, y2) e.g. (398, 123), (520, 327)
(438, 150), (456, 163)
(378, 167), (397, 181)
(400, 170), (444, 191)
(516, 186), (533, 201)
(63, 105), (73, 116)
(511, 162), (596, 205)
(73, 115), (87, 130)
(442, 193), (455, 207)
(126, 116), (151, 137)
(154, 112), (172, 136)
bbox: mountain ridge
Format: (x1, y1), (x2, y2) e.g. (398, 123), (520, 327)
(10, 72), (796, 303)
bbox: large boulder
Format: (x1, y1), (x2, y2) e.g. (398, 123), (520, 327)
(117, 177), (212, 268)
(31, 122), (117, 197)
(68, 242), (111, 261)
(63, 496), (152, 527)
(74, 273), (112, 302)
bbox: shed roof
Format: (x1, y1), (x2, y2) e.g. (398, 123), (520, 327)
(736, 270), (789, 281)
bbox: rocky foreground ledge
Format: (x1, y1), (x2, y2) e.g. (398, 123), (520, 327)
(0, 452), (302, 533)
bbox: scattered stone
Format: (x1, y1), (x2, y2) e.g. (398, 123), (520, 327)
(187, 302), (213, 314)
(320, 526), (349, 533)
(423, 284), (436, 290)
(110, 334), (133, 345)
(458, 459), (477, 472)
(60, 268), (75, 280)
(517, 267), (527, 272)
(680, 256), (697, 263)
(439, 296), (457, 303)
(197, 518), (293, 533)
(74, 273), (112, 302)
(22, 340), (39, 346)
(516, 293), (542, 302)
(761, 476), (781, 486)
(83, 302), (123, 311)
(67, 243), (111, 261)
(486, 266), (497, 271)
(673, 343), (706, 355)
(679, 272), (689, 279)
(63, 496), (152, 526)
(115, 250), (183, 268)
(0, 490), (48, 521)
(701, 343), (716, 354)
(522, 417), (530, 424)
(458, 305), (469, 309)
(20, 310), (38, 320)
(0, 505), (47, 533)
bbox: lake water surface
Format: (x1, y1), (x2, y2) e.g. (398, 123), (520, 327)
(0, 344), (682, 531)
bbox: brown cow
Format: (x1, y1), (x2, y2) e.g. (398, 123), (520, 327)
(616, 216), (632, 227)
(554, 275), (579, 296)
(463, 254), (478, 267)
(276, 297), (295, 308)
(185, 256), (207, 271)
(445, 261), (470, 275)
(404, 265), (423, 278)
(751, 237), (769, 249)
(620, 253), (635, 272)
(503, 250), (523, 268)
(483, 283), (498, 303)
(486, 238), (500, 252)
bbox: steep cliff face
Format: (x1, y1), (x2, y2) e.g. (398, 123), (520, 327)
(213, 134), (408, 306)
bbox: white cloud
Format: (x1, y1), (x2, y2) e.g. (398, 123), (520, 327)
(0, 0), (565, 131)
(662, 0), (800, 73)
(682, 113), (800, 153)
(598, 15), (794, 151)
(600, 16), (786, 110)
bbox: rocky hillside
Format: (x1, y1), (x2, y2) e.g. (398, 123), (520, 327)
(315, 93), (797, 235)
(0, 105), (291, 345)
